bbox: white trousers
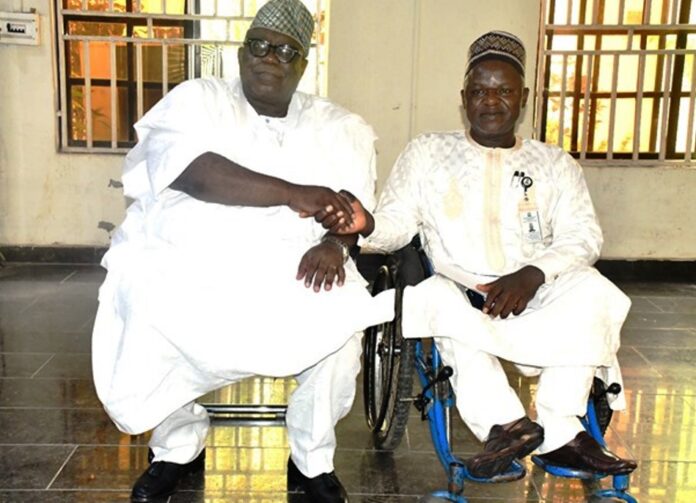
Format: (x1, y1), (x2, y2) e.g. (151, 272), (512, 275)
(148, 333), (362, 477)
(436, 337), (595, 454)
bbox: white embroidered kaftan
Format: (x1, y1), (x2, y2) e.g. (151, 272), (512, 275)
(92, 77), (394, 434)
(365, 131), (630, 408)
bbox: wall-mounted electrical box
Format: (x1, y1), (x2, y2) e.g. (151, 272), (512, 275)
(0, 11), (40, 46)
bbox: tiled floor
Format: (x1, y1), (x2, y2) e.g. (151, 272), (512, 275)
(0, 263), (695, 502)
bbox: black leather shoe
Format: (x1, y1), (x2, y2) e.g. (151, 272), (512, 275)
(287, 457), (348, 502)
(131, 449), (205, 502)
(466, 416), (544, 479)
(536, 431), (637, 475)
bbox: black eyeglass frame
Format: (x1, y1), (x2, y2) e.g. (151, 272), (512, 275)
(244, 38), (304, 64)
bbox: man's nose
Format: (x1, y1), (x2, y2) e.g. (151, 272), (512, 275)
(261, 50), (281, 64)
(483, 90), (500, 103)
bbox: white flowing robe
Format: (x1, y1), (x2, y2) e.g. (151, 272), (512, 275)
(92, 77), (394, 434)
(365, 131), (631, 409)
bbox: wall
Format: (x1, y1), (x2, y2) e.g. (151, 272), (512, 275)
(0, 0), (694, 259)
(0, 0), (125, 247)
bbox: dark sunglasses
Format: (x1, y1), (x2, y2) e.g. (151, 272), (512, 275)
(244, 38), (303, 64)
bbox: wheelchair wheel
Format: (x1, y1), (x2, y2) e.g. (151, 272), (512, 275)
(589, 377), (614, 435)
(364, 264), (416, 450)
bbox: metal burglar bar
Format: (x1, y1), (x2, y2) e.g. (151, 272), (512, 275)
(536, 0), (696, 164)
(54, 0), (329, 153)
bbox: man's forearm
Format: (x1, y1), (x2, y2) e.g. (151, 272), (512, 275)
(170, 152), (293, 207)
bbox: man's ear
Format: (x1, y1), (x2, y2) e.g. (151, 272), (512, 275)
(521, 87), (530, 108)
(460, 88), (467, 107)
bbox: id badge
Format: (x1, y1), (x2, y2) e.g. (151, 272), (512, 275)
(518, 197), (543, 243)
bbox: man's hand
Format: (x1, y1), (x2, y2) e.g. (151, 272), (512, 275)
(476, 266), (545, 319)
(296, 242), (346, 292)
(326, 190), (375, 236)
(288, 185), (354, 227)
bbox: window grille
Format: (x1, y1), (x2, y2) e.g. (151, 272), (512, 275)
(535, 0), (696, 164)
(54, 0), (329, 153)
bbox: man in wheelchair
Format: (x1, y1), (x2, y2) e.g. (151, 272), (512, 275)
(338, 31), (637, 481)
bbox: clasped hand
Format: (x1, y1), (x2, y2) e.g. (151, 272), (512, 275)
(476, 266), (545, 319)
(292, 187), (374, 293)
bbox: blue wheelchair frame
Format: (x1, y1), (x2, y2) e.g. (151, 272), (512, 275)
(362, 241), (637, 502)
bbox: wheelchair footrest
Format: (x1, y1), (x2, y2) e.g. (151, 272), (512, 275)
(532, 455), (606, 480)
(462, 459), (526, 484)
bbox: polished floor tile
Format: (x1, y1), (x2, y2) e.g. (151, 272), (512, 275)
(0, 264), (694, 502)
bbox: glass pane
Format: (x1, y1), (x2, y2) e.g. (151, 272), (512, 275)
(547, 54), (574, 92)
(197, 0), (217, 15)
(154, 26), (185, 39)
(70, 85), (87, 142)
(683, 54), (695, 93)
(140, 44), (186, 82)
(116, 87), (130, 142)
(545, 97), (562, 146)
(67, 20), (126, 36)
(643, 55), (660, 93)
(243, 0), (265, 17)
(675, 97), (693, 153)
(220, 45), (241, 79)
(612, 99), (637, 153)
(68, 39), (128, 80)
(198, 44), (221, 77)
(617, 55), (638, 92)
(63, 0), (127, 11)
(132, 25), (185, 39)
(649, 0), (671, 24)
(590, 98), (610, 152)
(167, 45), (187, 83)
(602, 0), (621, 24)
(595, 55), (616, 93)
(143, 87), (165, 113)
(70, 85), (131, 143)
(638, 98), (656, 152)
(137, 0), (185, 14)
(549, 34), (578, 51)
(623, 0), (644, 24)
(218, 0), (244, 16)
(600, 35), (629, 51)
(90, 86), (113, 142)
(199, 19), (229, 41)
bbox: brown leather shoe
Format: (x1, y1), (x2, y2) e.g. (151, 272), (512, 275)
(536, 431), (637, 475)
(466, 416), (544, 479)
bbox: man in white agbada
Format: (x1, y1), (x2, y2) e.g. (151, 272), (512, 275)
(91, 1), (393, 501)
(340, 31), (637, 480)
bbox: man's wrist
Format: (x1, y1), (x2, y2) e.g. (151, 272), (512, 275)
(321, 234), (350, 263)
(360, 212), (376, 238)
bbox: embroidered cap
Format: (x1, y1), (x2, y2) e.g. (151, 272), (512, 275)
(466, 30), (526, 77)
(249, 0), (315, 54)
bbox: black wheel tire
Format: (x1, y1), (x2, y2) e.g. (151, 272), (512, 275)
(363, 265), (416, 450)
(589, 377), (614, 436)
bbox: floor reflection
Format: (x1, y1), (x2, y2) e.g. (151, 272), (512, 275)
(0, 264), (694, 501)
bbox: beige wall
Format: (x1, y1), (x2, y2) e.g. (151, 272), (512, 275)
(0, 0), (694, 259)
(0, 0), (125, 247)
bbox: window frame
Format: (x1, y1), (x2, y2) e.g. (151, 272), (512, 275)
(534, 0), (696, 165)
(53, 0), (328, 154)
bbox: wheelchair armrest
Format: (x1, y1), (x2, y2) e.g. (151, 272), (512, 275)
(356, 235), (429, 287)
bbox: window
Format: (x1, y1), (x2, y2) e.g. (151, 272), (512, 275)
(54, 0), (329, 152)
(536, 0), (696, 163)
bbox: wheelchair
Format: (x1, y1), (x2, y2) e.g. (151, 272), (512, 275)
(362, 238), (637, 502)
